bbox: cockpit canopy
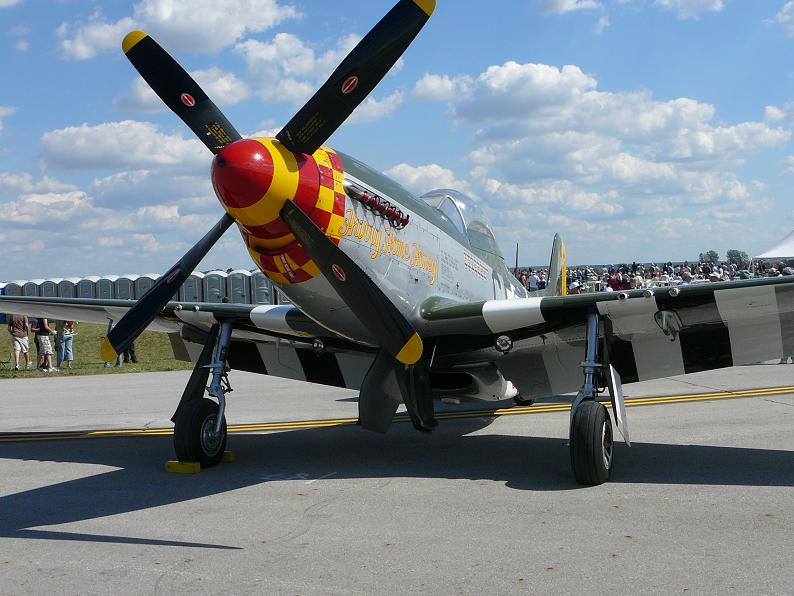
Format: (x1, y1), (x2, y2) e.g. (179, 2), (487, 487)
(421, 189), (504, 260)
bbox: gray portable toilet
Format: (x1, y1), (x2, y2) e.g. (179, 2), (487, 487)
(77, 276), (100, 298)
(134, 273), (159, 299)
(24, 279), (44, 296)
(97, 275), (118, 300)
(251, 271), (272, 304)
(202, 270), (228, 303)
(58, 277), (81, 298)
(116, 274), (138, 300)
(40, 278), (62, 297)
(275, 287), (292, 305)
(4, 281), (24, 296)
(179, 271), (204, 302)
(227, 269), (252, 304)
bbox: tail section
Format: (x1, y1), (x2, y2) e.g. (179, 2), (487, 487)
(534, 233), (566, 296)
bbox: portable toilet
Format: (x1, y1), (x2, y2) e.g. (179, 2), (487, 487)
(116, 274), (139, 300)
(77, 276), (100, 298)
(227, 269), (252, 304)
(23, 279), (45, 297)
(58, 277), (81, 298)
(251, 271), (272, 304)
(4, 281), (24, 296)
(134, 273), (159, 299)
(179, 271), (204, 302)
(40, 278), (62, 297)
(275, 287), (292, 305)
(0, 283), (5, 324)
(97, 275), (118, 300)
(202, 270), (228, 303)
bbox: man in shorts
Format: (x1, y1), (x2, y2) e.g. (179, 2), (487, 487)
(7, 314), (31, 371)
(36, 317), (56, 372)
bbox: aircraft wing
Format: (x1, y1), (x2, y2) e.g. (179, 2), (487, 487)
(422, 276), (794, 400)
(0, 296), (329, 339)
(0, 295), (376, 389)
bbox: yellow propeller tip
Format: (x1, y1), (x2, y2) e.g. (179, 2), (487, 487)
(122, 30), (148, 54)
(100, 338), (119, 363)
(413, 0), (436, 16)
(396, 333), (423, 365)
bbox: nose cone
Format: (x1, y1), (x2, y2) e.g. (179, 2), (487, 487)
(212, 139), (274, 210)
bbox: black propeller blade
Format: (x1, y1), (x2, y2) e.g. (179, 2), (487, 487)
(276, 0), (435, 155)
(280, 201), (423, 365)
(101, 214), (235, 362)
(122, 31), (242, 154)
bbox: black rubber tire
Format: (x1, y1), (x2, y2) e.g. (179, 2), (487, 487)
(570, 400), (612, 485)
(513, 394), (534, 406)
(173, 398), (227, 468)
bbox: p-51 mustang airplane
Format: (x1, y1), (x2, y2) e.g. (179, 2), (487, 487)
(4, 0), (794, 485)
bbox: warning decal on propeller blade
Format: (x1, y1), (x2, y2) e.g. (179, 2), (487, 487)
(332, 264), (346, 282)
(180, 93), (196, 107)
(166, 267), (181, 283)
(341, 76), (358, 95)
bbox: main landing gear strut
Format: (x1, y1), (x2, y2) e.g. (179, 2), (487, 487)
(172, 321), (233, 468)
(569, 313), (629, 485)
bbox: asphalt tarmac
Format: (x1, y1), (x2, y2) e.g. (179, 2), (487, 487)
(1, 364), (793, 594)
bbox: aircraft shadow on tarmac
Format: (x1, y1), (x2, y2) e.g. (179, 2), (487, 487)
(1, 419), (792, 549)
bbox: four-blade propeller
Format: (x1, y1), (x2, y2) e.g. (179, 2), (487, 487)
(103, 0), (436, 373)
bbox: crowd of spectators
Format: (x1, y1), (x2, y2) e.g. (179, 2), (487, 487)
(514, 260), (793, 294)
(6, 315), (75, 372)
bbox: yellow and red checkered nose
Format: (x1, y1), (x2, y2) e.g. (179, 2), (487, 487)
(211, 138), (346, 285)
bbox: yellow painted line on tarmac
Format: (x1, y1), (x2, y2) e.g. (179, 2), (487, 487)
(1, 385), (792, 444)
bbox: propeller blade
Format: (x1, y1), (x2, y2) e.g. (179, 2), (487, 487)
(280, 201), (423, 365)
(122, 31), (242, 154)
(100, 214), (235, 362)
(276, 0), (435, 154)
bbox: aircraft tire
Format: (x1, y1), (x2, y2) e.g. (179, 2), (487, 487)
(173, 397), (227, 468)
(570, 400), (612, 485)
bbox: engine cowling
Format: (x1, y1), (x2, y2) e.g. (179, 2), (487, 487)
(211, 137), (347, 285)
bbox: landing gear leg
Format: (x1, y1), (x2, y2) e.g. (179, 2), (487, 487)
(173, 321), (234, 467)
(569, 313), (613, 485)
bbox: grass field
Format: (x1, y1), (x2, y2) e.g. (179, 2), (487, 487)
(0, 322), (193, 378)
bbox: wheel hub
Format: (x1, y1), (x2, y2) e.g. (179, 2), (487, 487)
(199, 415), (223, 457)
(601, 420), (613, 470)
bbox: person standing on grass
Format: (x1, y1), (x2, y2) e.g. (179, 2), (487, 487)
(36, 317), (57, 372)
(123, 340), (138, 364)
(7, 314), (31, 371)
(29, 317), (41, 366)
(56, 320), (76, 369)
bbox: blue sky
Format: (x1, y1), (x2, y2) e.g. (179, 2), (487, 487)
(3, 0), (794, 280)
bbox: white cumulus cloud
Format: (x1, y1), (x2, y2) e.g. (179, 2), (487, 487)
(348, 91), (404, 124)
(539, 0), (601, 15)
(40, 120), (208, 170)
(386, 163), (471, 195)
(593, 15), (610, 35)
(413, 74), (474, 102)
(57, 15), (136, 60)
(235, 32), (361, 104)
(775, 2), (794, 36)
(114, 67), (250, 113)
(58, 0), (300, 59)
(0, 106), (17, 131)
(653, 0), (723, 19)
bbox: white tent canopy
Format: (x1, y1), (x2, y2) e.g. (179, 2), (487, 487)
(756, 230), (794, 260)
